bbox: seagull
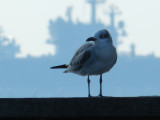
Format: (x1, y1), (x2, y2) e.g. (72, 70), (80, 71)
(50, 29), (117, 97)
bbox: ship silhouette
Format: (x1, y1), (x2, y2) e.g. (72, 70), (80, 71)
(0, 0), (159, 97)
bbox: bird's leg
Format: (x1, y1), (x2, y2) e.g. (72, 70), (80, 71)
(99, 74), (103, 97)
(87, 75), (91, 97)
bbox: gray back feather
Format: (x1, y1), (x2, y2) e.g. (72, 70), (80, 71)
(70, 42), (94, 67)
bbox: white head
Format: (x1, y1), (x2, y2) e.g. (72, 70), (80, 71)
(86, 29), (113, 44)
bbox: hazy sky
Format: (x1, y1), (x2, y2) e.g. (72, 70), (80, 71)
(0, 0), (160, 57)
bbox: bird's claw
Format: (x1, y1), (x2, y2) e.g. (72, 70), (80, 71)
(98, 94), (103, 97)
(88, 94), (91, 97)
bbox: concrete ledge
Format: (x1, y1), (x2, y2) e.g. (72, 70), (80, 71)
(0, 97), (160, 119)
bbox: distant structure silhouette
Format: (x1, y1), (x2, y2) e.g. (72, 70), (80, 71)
(130, 44), (135, 57)
(66, 7), (73, 22)
(0, 27), (20, 59)
(106, 5), (125, 47)
(87, 0), (106, 24)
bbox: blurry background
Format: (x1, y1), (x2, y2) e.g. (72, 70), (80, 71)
(0, 0), (160, 98)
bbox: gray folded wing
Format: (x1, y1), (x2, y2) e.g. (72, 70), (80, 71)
(68, 42), (94, 71)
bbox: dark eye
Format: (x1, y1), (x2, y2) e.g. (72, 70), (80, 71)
(100, 35), (105, 38)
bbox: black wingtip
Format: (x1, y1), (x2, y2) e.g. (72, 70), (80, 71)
(50, 67), (54, 69)
(50, 64), (68, 69)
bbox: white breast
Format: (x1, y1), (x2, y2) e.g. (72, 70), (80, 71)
(85, 43), (117, 75)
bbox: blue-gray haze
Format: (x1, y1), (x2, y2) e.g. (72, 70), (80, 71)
(0, 1), (159, 97)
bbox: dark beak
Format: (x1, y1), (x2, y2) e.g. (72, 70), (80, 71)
(86, 37), (96, 42)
